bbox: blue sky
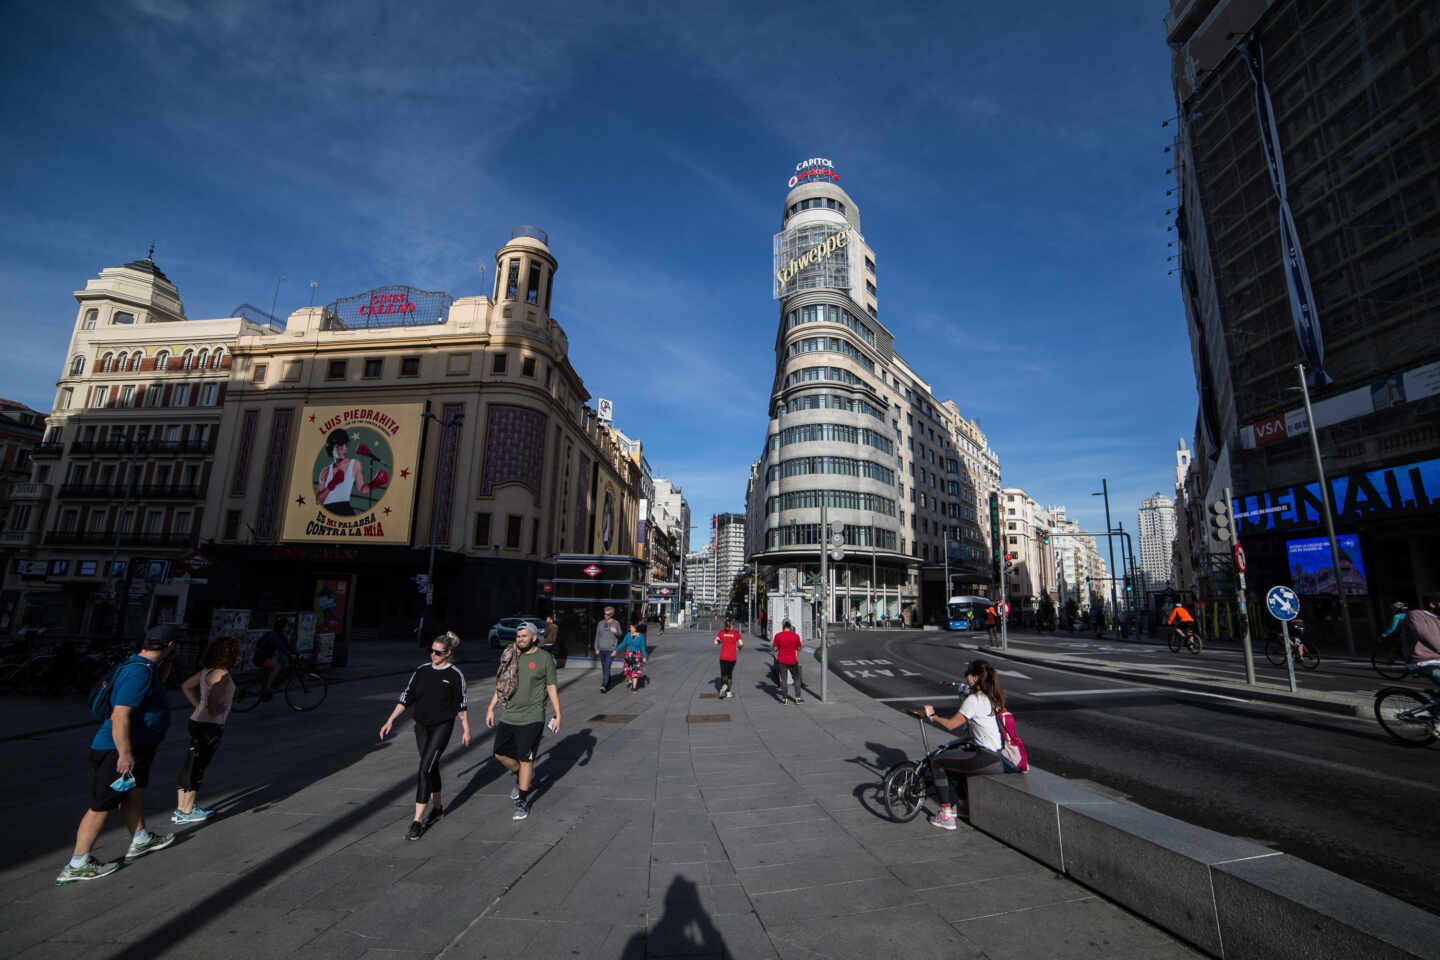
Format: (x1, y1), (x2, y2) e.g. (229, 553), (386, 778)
(2, 0), (1193, 546)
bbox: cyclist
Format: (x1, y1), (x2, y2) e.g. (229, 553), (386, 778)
(1402, 596), (1440, 683)
(254, 617), (296, 701)
(1166, 603), (1197, 649)
(1381, 601), (1409, 641)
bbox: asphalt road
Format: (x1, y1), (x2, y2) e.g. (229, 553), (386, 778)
(821, 627), (1440, 913)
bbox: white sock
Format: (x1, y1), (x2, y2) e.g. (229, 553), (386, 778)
(132, 828), (152, 845)
(69, 854), (90, 868)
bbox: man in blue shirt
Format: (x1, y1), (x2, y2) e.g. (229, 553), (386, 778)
(57, 624), (181, 885)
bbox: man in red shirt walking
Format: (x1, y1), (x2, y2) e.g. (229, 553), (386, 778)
(714, 619), (743, 699)
(771, 620), (803, 704)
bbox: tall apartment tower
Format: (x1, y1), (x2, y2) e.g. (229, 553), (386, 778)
(1137, 494), (1177, 593)
(714, 512), (746, 608)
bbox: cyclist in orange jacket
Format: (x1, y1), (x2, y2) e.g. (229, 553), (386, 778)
(1167, 603), (1197, 647)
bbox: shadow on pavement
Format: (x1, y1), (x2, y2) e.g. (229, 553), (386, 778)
(528, 727), (597, 805)
(626, 876), (728, 959)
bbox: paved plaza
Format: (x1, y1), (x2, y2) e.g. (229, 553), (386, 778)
(0, 631), (1199, 959)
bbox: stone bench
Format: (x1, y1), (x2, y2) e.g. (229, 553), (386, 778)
(968, 769), (1440, 959)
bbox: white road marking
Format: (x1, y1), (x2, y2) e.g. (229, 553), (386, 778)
(877, 695), (954, 703)
(1028, 688), (1160, 697)
(995, 669), (1031, 680)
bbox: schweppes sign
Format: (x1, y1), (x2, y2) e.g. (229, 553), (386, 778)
(774, 228), (853, 291)
(281, 403), (424, 544)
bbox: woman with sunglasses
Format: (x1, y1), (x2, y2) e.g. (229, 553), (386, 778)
(379, 631), (470, 840)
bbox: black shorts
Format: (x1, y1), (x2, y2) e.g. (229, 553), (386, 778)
(88, 743), (159, 812)
(493, 721), (544, 763)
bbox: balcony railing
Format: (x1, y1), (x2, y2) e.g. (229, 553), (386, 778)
(44, 529), (197, 547)
(7, 481), (51, 500)
(0, 530), (40, 547)
(33, 442), (64, 458)
(57, 483), (205, 500)
(65, 437), (215, 457)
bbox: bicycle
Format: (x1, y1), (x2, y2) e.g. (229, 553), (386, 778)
(1373, 674), (1440, 746)
(880, 682), (975, 822)
(1265, 636), (1319, 671)
(1371, 638), (1409, 680)
(232, 656), (328, 712)
(1168, 624), (1203, 656)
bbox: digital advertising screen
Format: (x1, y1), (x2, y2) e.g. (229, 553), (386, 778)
(1285, 533), (1367, 596)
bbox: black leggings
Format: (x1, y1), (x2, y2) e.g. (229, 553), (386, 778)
(719, 659), (735, 689)
(414, 719), (455, 804)
(177, 720), (224, 791)
(930, 744), (1004, 807)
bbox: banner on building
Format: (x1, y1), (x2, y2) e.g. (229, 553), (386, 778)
(1243, 35), (1330, 387)
(280, 403), (424, 544)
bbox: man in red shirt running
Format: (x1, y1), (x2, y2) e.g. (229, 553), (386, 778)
(714, 619), (743, 699)
(771, 620), (803, 704)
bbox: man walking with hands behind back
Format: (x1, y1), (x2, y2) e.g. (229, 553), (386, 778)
(594, 606), (622, 693)
(57, 625), (180, 885)
(487, 624), (561, 821)
(771, 620), (803, 703)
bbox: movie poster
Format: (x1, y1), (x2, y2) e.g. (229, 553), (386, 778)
(281, 403), (423, 544)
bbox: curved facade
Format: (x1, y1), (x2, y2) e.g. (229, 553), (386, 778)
(747, 165), (1003, 624)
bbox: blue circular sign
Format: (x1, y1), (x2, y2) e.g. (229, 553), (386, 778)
(1266, 586), (1300, 622)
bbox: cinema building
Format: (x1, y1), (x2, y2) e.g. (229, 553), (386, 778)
(187, 227), (647, 657)
(745, 161), (1001, 625)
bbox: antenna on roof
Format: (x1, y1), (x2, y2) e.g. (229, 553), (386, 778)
(147, 242), (155, 260)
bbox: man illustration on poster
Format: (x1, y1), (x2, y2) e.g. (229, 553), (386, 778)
(316, 429), (388, 516)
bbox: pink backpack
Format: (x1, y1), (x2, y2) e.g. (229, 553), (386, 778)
(995, 709), (1029, 772)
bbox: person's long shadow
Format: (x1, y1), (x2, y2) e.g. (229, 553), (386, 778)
(624, 876), (728, 959)
(528, 727), (597, 804)
(848, 740), (914, 821)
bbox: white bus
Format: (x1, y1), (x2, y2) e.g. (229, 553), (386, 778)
(945, 595), (993, 631)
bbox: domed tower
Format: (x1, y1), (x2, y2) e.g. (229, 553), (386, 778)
(493, 226), (558, 320)
(754, 159), (908, 622)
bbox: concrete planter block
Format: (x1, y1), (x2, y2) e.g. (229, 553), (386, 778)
(968, 770), (1115, 872)
(1057, 801), (1277, 955)
(1212, 853), (1440, 960)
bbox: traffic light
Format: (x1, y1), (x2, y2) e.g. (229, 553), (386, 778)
(1210, 499), (1234, 544)
(1042, 532), (1051, 546)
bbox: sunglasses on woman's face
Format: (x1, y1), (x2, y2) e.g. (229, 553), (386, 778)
(430, 648), (448, 657)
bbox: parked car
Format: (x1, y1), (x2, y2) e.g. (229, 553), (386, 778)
(488, 616), (547, 649)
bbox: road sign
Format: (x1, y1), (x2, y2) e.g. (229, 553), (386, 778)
(1266, 585), (1299, 621)
(829, 548), (846, 561)
(830, 531), (845, 547)
(178, 551), (211, 574)
(996, 601), (1011, 617)
(1232, 543), (1247, 574)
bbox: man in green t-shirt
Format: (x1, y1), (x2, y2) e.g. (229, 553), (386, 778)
(486, 624), (561, 821)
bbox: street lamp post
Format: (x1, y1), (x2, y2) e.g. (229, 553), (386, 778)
(1092, 479), (1119, 634)
(417, 409), (463, 643)
(1295, 362), (1356, 655)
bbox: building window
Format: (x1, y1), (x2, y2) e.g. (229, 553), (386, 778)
(1008, 536), (1018, 545)
(128, 353), (142, 371)
(327, 360), (346, 380)
(200, 383), (219, 406)
(474, 512), (492, 547)
(506, 260), (520, 299)
(210, 347), (224, 369)
(865, 257), (875, 274)
(143, 510), (163, 534)
(521, 356), (536, 377)
(112, 311), (134, 324)
(865, 280), (877, 295)
(492, 352), (508, 374)
(145, 384), (163, 407)
(363, 358), (383, 378)
(506, 515), (522, 549)
(182, 349), (195, 370)
(253, 363), (268, 384)
(91, 388), (107, 408)
(172, 384), (192, 406)
(82, 309), (97, 330)
(155, 350), (170, 370)
(281, 360), (301, 381)
(531, 517), (540, 554)
(99, 353), (114, 373)
(197, 349), (209, 369)
(119, 385), (135, 407)
(59, 388), (73, 410)
(223, 510), (241, 540)
(525, 261), (541, 305)
(400, 356), (420, 377)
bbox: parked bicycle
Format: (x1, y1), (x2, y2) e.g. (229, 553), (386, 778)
(1374, 675), (1440, 746)
(232, 655), (327, 712)
(880, 682), (973, 822)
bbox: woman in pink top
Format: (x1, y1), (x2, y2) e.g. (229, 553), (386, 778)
(173, 637), (242, 825)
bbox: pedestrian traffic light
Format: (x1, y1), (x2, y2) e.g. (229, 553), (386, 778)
(1210, 499), (1234, 544)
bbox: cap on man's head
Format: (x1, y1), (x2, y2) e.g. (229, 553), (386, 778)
(142, 624), (181, 649)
